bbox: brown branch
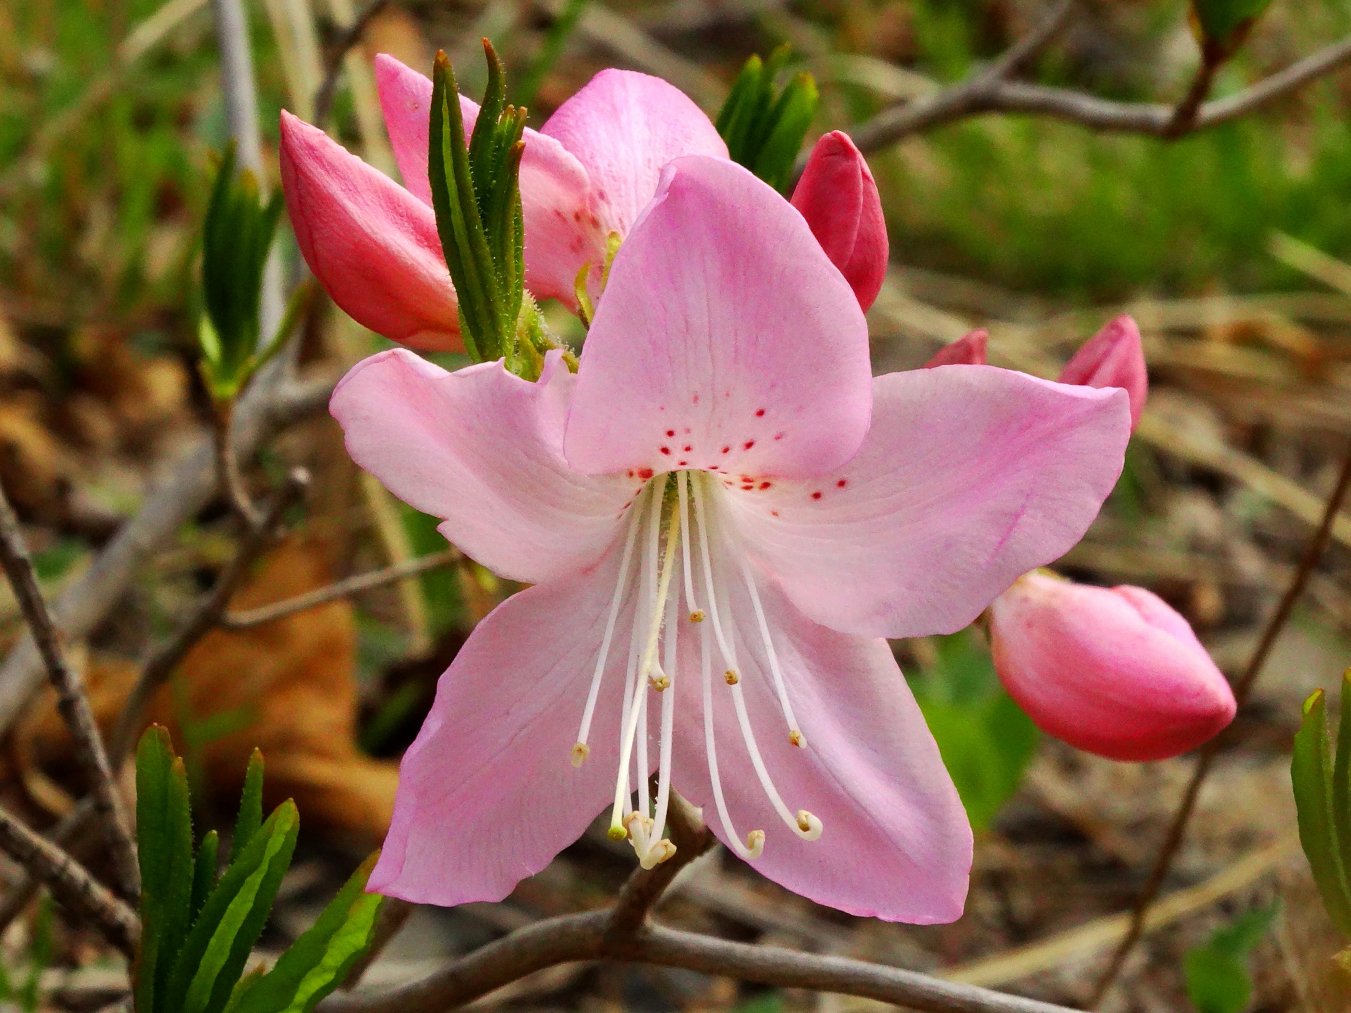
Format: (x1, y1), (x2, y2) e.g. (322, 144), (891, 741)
(220, 547), (459, 630)
(607, 791), (713, 938)
(0, 802), (138, 958)
(848, 33), (1351, 155)
(0, 797), (94, 936)
(0, 368), (335, 738)
(109, 468), (310, 761)
(212, 401), (262, 527)
(0, 482), (140, 899)
(1089, 442), (1351, 1005)
(312, 0), (391, 130)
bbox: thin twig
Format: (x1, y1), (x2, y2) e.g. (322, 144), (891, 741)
(984, 0), (1078, 81)
(848, 33), (1351, 155)
(1090, 443), (1351, 1005)
(607, 791), (713, 938)
(0, 482), (140, 899)
(0, 371), (334, 737)
(312, 0), (391, 129)
(1163, 58), (1219, 138)
(212, 401), (261, 527)
(108, 469), (310, 761)
(0, 798), (94, 936)
(0, 803), (138, 958)
(220, 547), (459, 629)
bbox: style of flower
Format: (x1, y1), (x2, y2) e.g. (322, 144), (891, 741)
(280, 56), (726, 350)
(330, 155), (1132, 922)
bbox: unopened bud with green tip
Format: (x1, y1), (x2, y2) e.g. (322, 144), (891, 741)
(1292, 671), (1351, 941)
(199, 144), (294, 402)
(716, 45), (819, 193)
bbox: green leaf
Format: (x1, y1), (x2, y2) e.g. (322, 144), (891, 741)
(1292, 690), (1351, 937)
(226, 853), (385, 1013)
(163, 802), (300, 1013)
(1190, 0), (1272, 54)
(231, 748), (264, 865)
(715, 47), (817, 192)
(1334, 671), (1351, 878)
(191, 830), (220, 920)
(1184, 903), (1279, 1013)
(135, 725), (196, 1013)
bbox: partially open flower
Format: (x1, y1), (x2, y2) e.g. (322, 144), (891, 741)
(790, 131), (887, 311)
(989, 572), (1236, 761)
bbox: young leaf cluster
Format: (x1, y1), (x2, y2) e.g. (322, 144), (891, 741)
(199, 146), (285, 402)
(429, 42), (527, 367)
(1183, 903), (1280, 1013)
(134, 727), (383, 1013)
(716, 47), (819, 193)
(1292, 672), (1351, 941)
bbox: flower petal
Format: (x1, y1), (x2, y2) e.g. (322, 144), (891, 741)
(371, 546), (637, 904)
(790, 131), (888, 311)
(565, 156), (873, 480)
(671, 550), (970, 923)
(990, 573), (1236, 761)
(279, 111), (460, 351)
(541, 69), (727, 240)
(374, 54), (598, 307)
(1058, 314), (1148, 430)
(723, 365), (1131, 638)
(330, 348), (635, 584)
(923, 329), (988, 367)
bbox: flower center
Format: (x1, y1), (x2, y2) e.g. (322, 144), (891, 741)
(571, 471), (820, 868)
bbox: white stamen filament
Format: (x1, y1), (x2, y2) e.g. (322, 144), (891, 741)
(690, 476), (822, 843)
(573, 483), (648, 764)
(700, 613), (763, 859)
(735, 552), (805, 748)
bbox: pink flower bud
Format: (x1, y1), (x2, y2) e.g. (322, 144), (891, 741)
(989, 572), (1236, 761)
(790, 130), (888, 311)
(1058, 315), (1147, 429)
(923, 329), (988, 368)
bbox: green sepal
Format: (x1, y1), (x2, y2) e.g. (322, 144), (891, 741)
(231, 748), (264, 866)
(162, 801), (301, 1013)
(135, 725), (196, 1013)
(715, 46), (817, 192)
(200, 144), (283, 399)
(1189, 0), (1271, 61)
(225, 853), (385, 1013)
(1292, 688), (1351, 938)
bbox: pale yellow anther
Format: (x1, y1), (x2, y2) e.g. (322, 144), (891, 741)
(745, 829), (766, 859)
(638, 838), (677, 869)
(649, 675), (671, 692)
(571, 742), (590, 767)
(688, 609), (705, 623)
(724, 669), (739, 686)
(607, 823), (629, 842)
(788, 729), (804, 748)
(795, 810), (823, 841)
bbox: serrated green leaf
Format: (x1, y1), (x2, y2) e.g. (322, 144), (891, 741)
(1191, 0), (1272, 49)
(135, 725), (195, 1013)
(192, 830), (220, 920)
(231, 749), (264, 866)
(1293, 690), (1351, 937)
(226, 853), (385, 1013)
(163, 802), (300, 1013)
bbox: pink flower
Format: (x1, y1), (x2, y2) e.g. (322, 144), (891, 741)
(923, 329), (988, 368)
(790, 131), (887, 310)
(989, 572), (1236, 761)
(331, 156), (1131, 922)
(280, 57), (727, 351)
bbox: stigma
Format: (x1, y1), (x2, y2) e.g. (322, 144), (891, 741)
(571, 471), (825, 868)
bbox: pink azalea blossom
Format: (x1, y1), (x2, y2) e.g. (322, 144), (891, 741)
(280, 57), (726, 350)
(989, 572), (1236, 761)
(330, 156), (1131, 922)
(790, 130), (888, 310)
(923, 328), (988, 368)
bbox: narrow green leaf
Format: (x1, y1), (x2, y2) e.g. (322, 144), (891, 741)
(135, 726), (196, 1013)
(1334, 671), (1351, 875)
(1292, 690), (1351, 937)
(1191, 0), (1272, 51)
(163, 802), (300, 1013)
(226, 853), (385, 1013)
(231, 748), (264, 865)
(751, 72), (819, 192)
(716, 47), (817, 192)
(191, 830), (220, 920)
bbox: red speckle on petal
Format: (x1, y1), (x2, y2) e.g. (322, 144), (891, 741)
(755, 408), (766, 417)
(837, 479), (848, 488)
(759, 481), (771, 490)
(638, 468), (654, 480)
(666, 429), (675, 438)
(678, 460), (688, 466)
(721, 446), (731, 454)
(811, 491), (823, 500)
(692, 393), (700, 405)
(774, 432), (785, 441)
(683, 445), (692, 453)
(743, 440), (755, 450)
(660, 447), (671, 455)
(770, 509), (780, 518)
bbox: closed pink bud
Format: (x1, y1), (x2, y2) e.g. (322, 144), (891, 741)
(989, 572), (1236, 761)
(1058, 315), (1147, 429)
(279, 111), (462, 352)
(790, 130), (888, 311)
(923, 329), (988, 368)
